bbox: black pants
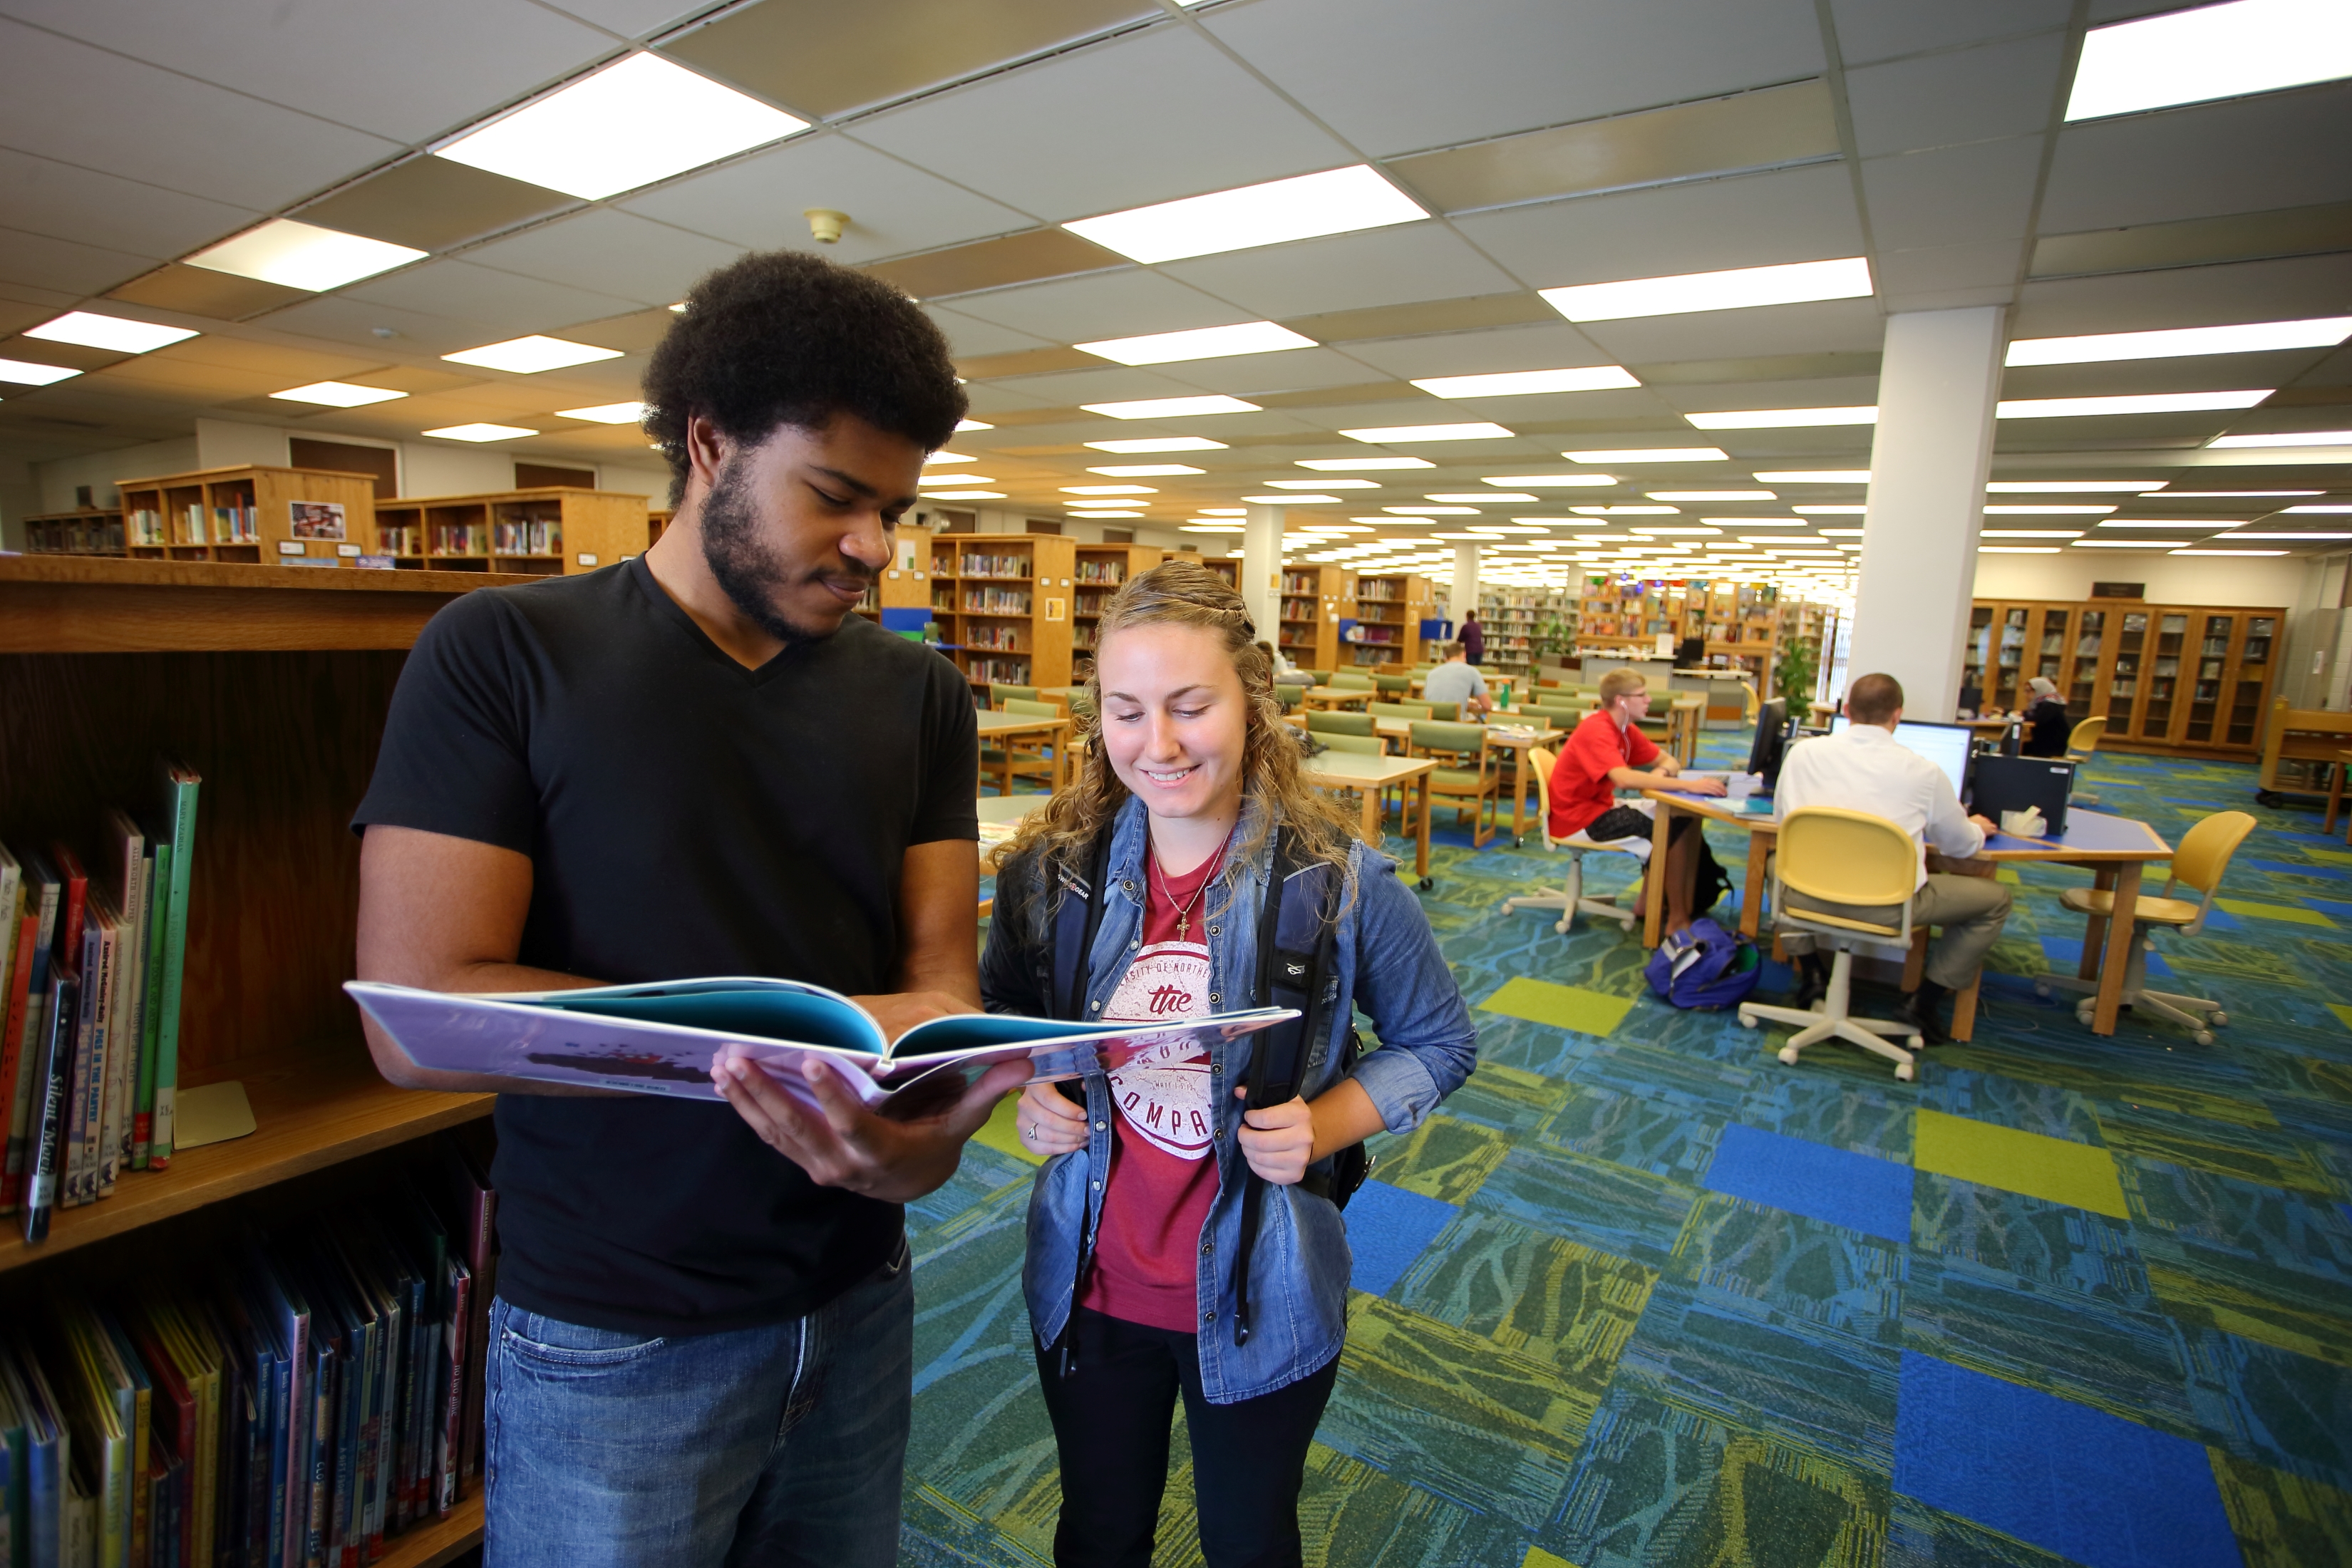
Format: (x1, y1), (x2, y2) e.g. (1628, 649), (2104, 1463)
(1035, 1309), (1341, 1568)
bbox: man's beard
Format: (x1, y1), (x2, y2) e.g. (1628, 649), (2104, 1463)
(698, 460), (872, 647)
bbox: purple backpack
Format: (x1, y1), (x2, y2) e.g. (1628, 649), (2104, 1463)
(1643, 917), (1763, 1010)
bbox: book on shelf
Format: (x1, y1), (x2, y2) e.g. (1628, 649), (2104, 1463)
(345, 976), (1295, 1114)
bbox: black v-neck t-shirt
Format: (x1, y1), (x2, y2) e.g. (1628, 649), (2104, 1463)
(354, 557), (978, 1334)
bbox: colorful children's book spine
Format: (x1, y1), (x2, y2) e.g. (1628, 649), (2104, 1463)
(19, 971), (75, 1244)
(100, 810), (147, 1190)
(3, 857), (62, 1207)
(132, 841), (170, 1171)
(151, 765), (202, 1169)
(61, 916), (104, 1209)
(98, 903), (133, 1199)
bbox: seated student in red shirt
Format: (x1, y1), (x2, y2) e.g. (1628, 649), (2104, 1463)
(1548, 668), (1726, 934)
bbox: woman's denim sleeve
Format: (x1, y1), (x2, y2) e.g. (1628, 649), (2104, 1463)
(1343, 853), (1477, 1133)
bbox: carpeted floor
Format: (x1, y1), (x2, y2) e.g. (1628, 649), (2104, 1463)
(908, 738), (2352, 1567)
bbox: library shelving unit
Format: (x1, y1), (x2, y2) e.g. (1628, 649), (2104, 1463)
(924, 533), (1077, 695)
(370, 487), (651, 574)
(1348, 573), (1434, 670)
(0, 553), (507, 1562)
(1476, 588), (1574, 679)
(119, 465), (381, 569)
(1277, 566), (1356, 670)
(22, 506), (129, 557)
(647, 507), (673, 547)
(1166, 549), (1239, 592)
(1072, 543), (1165, 655)
(1964, 597), (2284, 757)
(855, 522), (938, 634)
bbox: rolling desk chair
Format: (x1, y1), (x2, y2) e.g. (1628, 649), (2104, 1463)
(1504, 745), (1645, 934)
(1738, 808), (1926, 1082)
(2034, 809), (2254, 1045)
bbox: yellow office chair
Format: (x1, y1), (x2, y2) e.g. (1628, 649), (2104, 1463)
(2034, 808), (2254, 1045)
(1739, 808), (1924, 1081)
(1503, 746), (1644, 934)
(2065, 715), (2108, 805)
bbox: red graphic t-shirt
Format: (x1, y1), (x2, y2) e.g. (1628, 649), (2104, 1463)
(1080, 840), (1226, 1334)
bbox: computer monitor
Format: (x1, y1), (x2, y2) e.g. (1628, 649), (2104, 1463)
(1829, 716), (1974, 798)
(1747, 699), (1788, 787)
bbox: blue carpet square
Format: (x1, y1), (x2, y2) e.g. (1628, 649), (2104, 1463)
(2041, 936), (2171, 979)
(1701, 1123), (1914, 1244)
(1895, 1352), (2239, 1568)
(1344, 1178), (1459, 1296)
(2301, 896), (2352, 920)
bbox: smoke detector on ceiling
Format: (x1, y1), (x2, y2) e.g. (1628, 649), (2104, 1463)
(804, 208), (848, 244)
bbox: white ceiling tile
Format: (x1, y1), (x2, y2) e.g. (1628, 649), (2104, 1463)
(535, 0), (709, 36)
(0, 149), (261, 264)
(1873, 239), (2028, 308)
(1159, 224), (1520, 321)
(463, 209), (747, 308)
(0, 0), (613, 145)
(939, 269), (1247, 341)
(0, 19), (401, 210)
(1207, 0), (1824, 158)
(2000, 349), (2336, 399)
(1574, 297), (1887, 362)
(976, 366), (1209, 403)
(1827, 0), (2071, 68)
(1453, 163), (1865, 287)
(1336, 324), (1621, 378)
(850, 26), (1352, 222)
(0, 223), (156, 294)
(922, 306), (1056, 358)
(1661, 375), (1882, 413)
(2041, 83), (2352, 232)
(1160, 347), (1396, 396)
(960, 381), (1066, 413)
(1845, 35), (2068, 157)
(622, 134), (1034, 262)
(2013, 252), (2352, 337)
(242, 294), (497, 356)
(1860, 136), (2043, 252)
(337, 257), (646, 336)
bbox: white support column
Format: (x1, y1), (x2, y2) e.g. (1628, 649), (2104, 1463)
(1850, 306), (2007, 720)
(1450, 543), (1481, 633)
(1242, 504), (1284, 644)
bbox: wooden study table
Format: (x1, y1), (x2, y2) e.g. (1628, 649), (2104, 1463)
(1304, 751), (1437, 887)
(1367, 716), (1548, 846)
(976, 710), (1072, 794)
(1639, 792), (2173, 1037)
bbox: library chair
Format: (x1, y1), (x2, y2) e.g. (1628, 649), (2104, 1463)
(1306, 709), (1376, 739)
(1503, 746), (1644, 934)
(2034, 808), (2254, 1045)
(1374, 673), (1413, 697)
(2065, 716), (2108, 806)
(1318, 731), (1385, 754)
(1424, 701), (1459, 722)
(1273, 680), (1309, 713)
(983, 697), (1062, 795)
(1369, 700), (1433, 724)
(1300, 669), (1332, 685)
(1738, 808), (1924, 1082)
(1407, 721), (1500, 848)
(1331, 671), (1377, 691)
(990, 683), (1039, 706)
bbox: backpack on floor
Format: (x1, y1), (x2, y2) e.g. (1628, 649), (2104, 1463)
(1644, 916), (1762, 1010)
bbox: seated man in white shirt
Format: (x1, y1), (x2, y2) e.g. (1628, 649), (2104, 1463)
(1773, 671), (2011, 1043)
(1421, 641), (1491, 719)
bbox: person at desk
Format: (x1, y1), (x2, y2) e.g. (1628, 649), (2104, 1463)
(1423, 640), (1492, 718)
(2020, 676), (2070, 757)
(1773, 672), (2012, 1043)
(1548, 669), (1726, 935)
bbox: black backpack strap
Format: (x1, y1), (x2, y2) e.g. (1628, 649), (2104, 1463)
(1044, 823), (1115, 1376)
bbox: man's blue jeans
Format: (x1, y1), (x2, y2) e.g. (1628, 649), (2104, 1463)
(483, 1237), (912, 1567)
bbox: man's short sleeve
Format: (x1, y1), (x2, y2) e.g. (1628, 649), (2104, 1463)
(351, 594), (538, 853)
(907, 652), (980, 846)
(1624, 722), (1660, 768)
(1562, 712), (1619, 788)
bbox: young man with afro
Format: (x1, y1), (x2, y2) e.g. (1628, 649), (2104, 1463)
(353, 251), (1026, 1567)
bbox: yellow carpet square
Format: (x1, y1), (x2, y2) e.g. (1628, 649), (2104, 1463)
(2304, 847), (2352, 867)
(1525, 1550), (1582, 1568)
(2328, 1004), (2352, 1036)
(1914, 1108), (2128, 1219)
(1480, 977), (1636, 1037)
(972, 1091), (1045, 1166)
(2217, 899), (2337, 928)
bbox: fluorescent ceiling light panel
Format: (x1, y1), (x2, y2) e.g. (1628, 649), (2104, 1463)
(924, 490), (1004, 500)
(1341, 422), (1513, 443)
(1386, 505), (1477, 515)
(1070, 510), (1143, 517)
(1542, 257), (1872, 322)
(270, 381), (406, 408)
(1755, 470), (1869, 483)
(1983, 530), (2085, 537)
(1631, 526), (1721, 536)
(1088, 464), (1203, 476)
(2098, 518), (2243, 527)
(1062, 484), (1155, 495)
(434, 52), (806, 200)
(2209, 429), (2352, 448)
(1688, 406), (1877, 429)
(1076, 321), (1314, 365)
(185, 218), (423, 292)
(917, 474), (996, 485)
(1266, 478), (1373, 490)
(0, 358), (81, 385)
(1998, 391), (2273, 418)
(1085, 436), (1227, 453)
(1984, 480), (2162, 492)
(1252, 493), (1340, 503)
(955, 418), (993, 432)
(2158, 488), (2321, 496)
(423, 423), (536, 442)
(1084, 395), (1259, 419)
(1793, 505), (1867, 515)
(555, 401), (646, 423)
(2286, 504), (2352, 512)
(1298, 456), (1433, 470)
(1063, 165), (1424, 264)
(1484, 474), (1617, 488)
(2006, 317), (2352, 366)
(2223, 531), (2352, 539)
(1181, 522), (1244, 532)
(2172, 548), (2287, 555)
(24, 311), (197, 353)
(2065, 0), (2352, 121)
(922, 451), (975, 465)
(1568, 448), (1728, 463)
(1574, 505), (1680, 515)
(2072, 538), (2189, 547)
(1984, 504), (2118, 514)
(443, 335), (622, 373)
(1431, 492), (1532, 502)
(1410, 366), (1639, 398)
(1650, 490), (1775, 501)
(1981, 546), (2062, 553)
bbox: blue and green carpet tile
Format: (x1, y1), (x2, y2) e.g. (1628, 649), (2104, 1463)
(919, 741), (2352, 1567)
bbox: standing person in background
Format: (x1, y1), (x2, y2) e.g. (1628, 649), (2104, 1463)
(1423, 641), (1492, 720)
(983, 562), (1478, 1568)
(2020, 676), (2070, 757)
(1547, 669), (1726, 936)
(1257, 637), (1297, 676)
(1458, 609), (1485, 666)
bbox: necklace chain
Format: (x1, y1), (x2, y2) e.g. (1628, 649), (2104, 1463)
(1152, 827), (1234, 942)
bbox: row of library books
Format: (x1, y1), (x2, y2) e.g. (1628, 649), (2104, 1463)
(966, 656), (1030, 686)
(1, 766), (202, 1242)
(1071, 561), (1129, 584)
(956, 555), (1028, 580)
(0, 1130), (498, 1568)
(128, 509), (257, 550)
(962, 589), (1030, 614)
(487, 523), (559, 557)
(963, 626), (1021, 651)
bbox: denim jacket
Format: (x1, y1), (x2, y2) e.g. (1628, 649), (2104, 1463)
(979, 794), (1478, 1403)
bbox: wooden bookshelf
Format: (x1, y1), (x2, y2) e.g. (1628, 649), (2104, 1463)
(1477, 588), (1575, 679)
(119, 464), (380, 568)
(1072, 543), (1164, 655)
(0, 555), (515, 654)
(382, 1495), (484, 1567)
(1277, 565), (1355, 671)
(1964, 597), (2282, 756)
(924, 533), (1076, 694)
(371, 486), (650, 574)
(1348, 573), (1433, 670)
(22, 505), (128, 557)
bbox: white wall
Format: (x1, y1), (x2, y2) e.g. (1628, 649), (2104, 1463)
(1971, 550), (2320, 607)
(36, 437), (201, 511)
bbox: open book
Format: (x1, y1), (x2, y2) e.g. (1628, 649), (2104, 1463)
(345, 978), (1296, 1114)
